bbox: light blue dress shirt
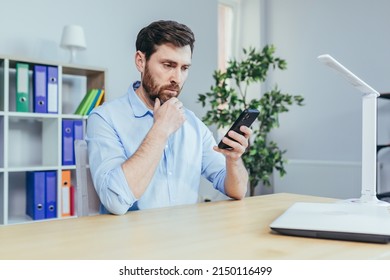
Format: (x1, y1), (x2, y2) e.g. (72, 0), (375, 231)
(86, 82), (227, 215)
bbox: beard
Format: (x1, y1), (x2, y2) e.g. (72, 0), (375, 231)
(142, 64), (182, 104)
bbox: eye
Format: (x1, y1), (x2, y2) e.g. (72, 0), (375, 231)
(163, 63), (174, 68)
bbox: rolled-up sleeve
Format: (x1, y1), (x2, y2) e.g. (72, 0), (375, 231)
(200, 123), (227, 194)
(86, 111), (137, 215)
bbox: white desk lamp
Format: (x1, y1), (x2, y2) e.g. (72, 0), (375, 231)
(318, 54), (389, 205)
(60, 25), (87, 63)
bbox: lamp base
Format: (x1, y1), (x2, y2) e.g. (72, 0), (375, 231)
(340, 196), (390, 206)
(69, 48), (77, 63)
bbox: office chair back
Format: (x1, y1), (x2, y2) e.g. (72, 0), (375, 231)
(74, 139), (100, 216)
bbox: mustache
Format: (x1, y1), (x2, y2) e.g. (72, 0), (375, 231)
(161, 84), (180, 92)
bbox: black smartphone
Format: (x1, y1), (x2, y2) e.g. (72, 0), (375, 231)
(218, 109), (260, 150)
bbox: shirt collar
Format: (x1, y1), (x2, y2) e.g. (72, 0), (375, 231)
(128, 81), (153, 118)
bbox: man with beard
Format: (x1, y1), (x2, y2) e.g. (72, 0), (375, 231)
(86, 20), (252, 215)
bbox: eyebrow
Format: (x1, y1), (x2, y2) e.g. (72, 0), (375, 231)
(161, 59), (191, 67)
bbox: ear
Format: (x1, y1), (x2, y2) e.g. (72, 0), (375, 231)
(135, 51), (146, 73)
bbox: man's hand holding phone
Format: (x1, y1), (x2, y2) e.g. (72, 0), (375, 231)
(214, 126), (253, 160)
(214, 109), (259, 160)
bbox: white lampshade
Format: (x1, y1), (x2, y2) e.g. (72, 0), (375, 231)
(60, 25), (87, 63)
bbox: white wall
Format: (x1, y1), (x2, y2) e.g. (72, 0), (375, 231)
(263, 0), (390, 199)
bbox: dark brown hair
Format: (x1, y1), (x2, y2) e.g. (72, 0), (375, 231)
(136, 20), (195, 60)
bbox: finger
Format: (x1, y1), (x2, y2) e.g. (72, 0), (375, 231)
(172, 98), (183, 109)
(213, 145), (243, 160)
(239, 126), (252, 139)
(221, 137), (247, 153)
(169, 97), (179, 104)
(154, 98), (161, 111)
(228, 131), (248, 148)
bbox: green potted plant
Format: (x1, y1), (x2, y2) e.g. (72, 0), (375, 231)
(198, 45), (304, 196)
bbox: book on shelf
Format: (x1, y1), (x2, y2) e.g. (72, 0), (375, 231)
(95, 89), (105, 109)
(74, 89), (95, 115)
(26, 170), (57, 220)
(16, 63), (30, 112)
(85, 89), (102, 115)
(61, 170), (71, 217)
(74, 88), (105, 116)
(47, 66), (59, 114)
(62, 119), (84, 166)
(90, 89), (105, 112)
(32, 65), (47, 113)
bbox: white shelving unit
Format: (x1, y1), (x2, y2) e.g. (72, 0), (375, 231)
(0, 55), (105, 225)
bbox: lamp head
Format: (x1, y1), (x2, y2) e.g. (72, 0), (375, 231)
(60, 25), (87, 63)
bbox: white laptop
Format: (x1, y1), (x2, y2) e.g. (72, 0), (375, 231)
(270, 54), (390, 244)
(270, 202), (390, 243)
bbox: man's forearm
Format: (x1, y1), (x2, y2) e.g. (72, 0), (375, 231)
(224, 158), (248, 199)
(121, 124), (169, 198)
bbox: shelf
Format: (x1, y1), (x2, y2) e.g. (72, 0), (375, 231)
(7, 112), (59, 118)
(0, 55), (106, 225)
(7, 166), (60, 172)
(60, 114), (87, 120)
(8, 117), (58, 168)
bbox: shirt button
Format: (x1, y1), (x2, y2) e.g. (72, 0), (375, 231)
(168, 171), (172, 175)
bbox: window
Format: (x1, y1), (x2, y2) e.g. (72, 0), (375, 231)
(216, 1), (240, 137)
(218, 0), (239, 72)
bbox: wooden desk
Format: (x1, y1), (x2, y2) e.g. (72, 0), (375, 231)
(0, 193), (389, 260)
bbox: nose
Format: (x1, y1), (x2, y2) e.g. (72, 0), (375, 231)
(170, 68), (182, 85)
